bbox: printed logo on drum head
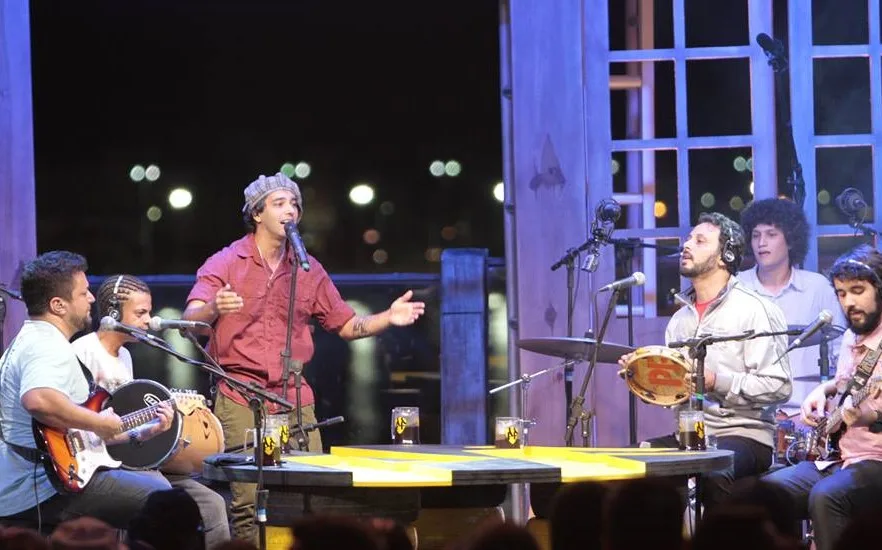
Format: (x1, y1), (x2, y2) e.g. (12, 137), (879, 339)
(143, 393), (161, 407)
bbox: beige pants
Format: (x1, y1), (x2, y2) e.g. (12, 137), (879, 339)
(214, 391), (323, 544)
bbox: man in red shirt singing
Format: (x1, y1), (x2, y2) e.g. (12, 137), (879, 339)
(183, 172), (425, 543)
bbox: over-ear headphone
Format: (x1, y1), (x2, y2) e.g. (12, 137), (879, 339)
(107, 275), (123, 320)
(721, 225), (737, 265)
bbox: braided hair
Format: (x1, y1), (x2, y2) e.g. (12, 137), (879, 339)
(96, 274), (150, 320)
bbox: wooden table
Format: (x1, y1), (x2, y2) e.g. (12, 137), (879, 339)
(203, 444), (732, 524)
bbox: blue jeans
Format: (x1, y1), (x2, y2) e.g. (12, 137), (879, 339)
(764, 459), (882, 550)
(2, 469), (171, 531)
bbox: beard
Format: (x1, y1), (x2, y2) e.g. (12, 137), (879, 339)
(848, 301), (882, 335)
(72, 311), (92, 332)
(679, 255), (717, 278)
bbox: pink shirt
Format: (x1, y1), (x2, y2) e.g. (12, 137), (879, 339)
(835, 320), (882, 467)
(187, 234), (355, 413)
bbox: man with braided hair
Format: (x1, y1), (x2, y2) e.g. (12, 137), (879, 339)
(72, 274), (231, 548)
(182, 172), (426, 543)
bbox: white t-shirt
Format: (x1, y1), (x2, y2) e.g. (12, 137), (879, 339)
(0, 320), (91, 515)
(71, 332), (134, 392)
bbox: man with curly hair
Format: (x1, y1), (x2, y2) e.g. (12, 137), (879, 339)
(738, 198), (845, 417)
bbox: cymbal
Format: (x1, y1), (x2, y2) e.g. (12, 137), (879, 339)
(787, 324), (844, 349)
(517, 337), (635, 363)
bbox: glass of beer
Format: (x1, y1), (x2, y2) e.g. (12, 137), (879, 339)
(678, 410), (706, 451)
(494, 417), (523, 448)
(391, 407), (420, 444)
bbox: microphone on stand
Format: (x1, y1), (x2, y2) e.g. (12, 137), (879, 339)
(580, 198), (621, 273)
(284, 222), (311, 272)
(756, 33), (787, 60)
(783, 310), (833, 355)
(595, 198), (622, 224)
(835, 188), (868, 218)
(149, 316), (212, 331)
(99, 316), (163, 343)
(598, 272), (646, 293)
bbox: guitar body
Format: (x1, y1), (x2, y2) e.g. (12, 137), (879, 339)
(805, 377), (882, 461)
(32, 387), (122, 493)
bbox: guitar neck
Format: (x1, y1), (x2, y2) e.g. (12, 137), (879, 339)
(117, 399), (174, 433)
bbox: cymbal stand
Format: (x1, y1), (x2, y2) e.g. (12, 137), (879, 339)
(490, 359), (579, 444)
(490, 359), (579, 524)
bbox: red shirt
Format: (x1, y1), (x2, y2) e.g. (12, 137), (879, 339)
(187, 234), (355, 412)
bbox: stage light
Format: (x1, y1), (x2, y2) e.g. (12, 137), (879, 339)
(280, 162), (295, 177)
(654, 201), (667, 218)
(700, 192), (715, 208)
(130, 165), (146, 182)
(294, 162), (311, 178)
(363, 229), (381, 245)
(493, 182), (504, 202)
(144, 165), (161, 182)
(168, 188), (193, 209)
(429, 161), (445, 177)
(444, 160), (462, 177)
(349, 183), (375, 206)
(733, 156), (747, 172)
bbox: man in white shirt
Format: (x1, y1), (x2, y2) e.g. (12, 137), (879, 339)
(738, 198), (845, 418)
(0, 252), (173, 531)
(72, 274), (230, 548)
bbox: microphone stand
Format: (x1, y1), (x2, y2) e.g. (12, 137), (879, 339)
(819, 338), (830, 381)
(551, 223), (612, 424)
(280, 246), (309, 453)
(849, 218), (881, 238)
(669, 329), (758, 525)
(609, 238), (681, 445)
(760, 36), (805, 209)
(564, 288), (621, 446)
(134, 331), (294, 550)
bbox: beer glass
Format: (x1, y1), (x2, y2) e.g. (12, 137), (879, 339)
(678, 410), (706, 451)
(391, 407), (420, 444)
(494, 417), (523, 448)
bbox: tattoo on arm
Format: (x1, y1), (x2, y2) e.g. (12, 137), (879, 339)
(353, 316), (370, 338)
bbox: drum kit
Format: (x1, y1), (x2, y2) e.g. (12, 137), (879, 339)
(497, 321), (843, 464)
(105, 379), (225, 474)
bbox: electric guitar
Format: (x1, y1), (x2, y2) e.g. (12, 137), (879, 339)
(805, 377), (882, 461)
(32, 387), (203, 493)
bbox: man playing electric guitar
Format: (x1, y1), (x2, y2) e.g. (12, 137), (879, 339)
(0, 252), (174, 531)
(765, 245), (882, 550)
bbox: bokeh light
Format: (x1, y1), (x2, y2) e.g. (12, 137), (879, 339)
(146, 206), (162, 222)
(129, 165), (146, 182)
(493, 182), (504, 202)
(349, 183), (375, 206)
(168, 188), (193, 209)
(444, 160), (462, 177)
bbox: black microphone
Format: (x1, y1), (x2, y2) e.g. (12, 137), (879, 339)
(595, 198), (621, 224)
(99, 316), (162, 343)
(598, 272), (646, 293)
(148, 316), (211, 331)
(756, 33), (787, 60)
(784, 310), (833, 355)
(284, 222), (311, 272)
(835, 188), (868, 217)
